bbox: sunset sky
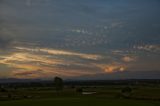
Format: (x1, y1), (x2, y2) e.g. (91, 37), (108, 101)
(0, 0), (160, 79)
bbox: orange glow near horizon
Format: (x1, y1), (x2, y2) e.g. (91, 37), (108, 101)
(95, 63), (126, 73)
(0, 47), (104, 78)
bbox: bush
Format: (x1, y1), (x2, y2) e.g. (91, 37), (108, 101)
(0, 88), (7, 92)
(121, 86), (132, 97)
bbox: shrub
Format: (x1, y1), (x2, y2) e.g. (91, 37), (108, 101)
(121, 86), (132, 98)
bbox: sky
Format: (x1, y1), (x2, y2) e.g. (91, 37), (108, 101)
(0, 0), (160, 79)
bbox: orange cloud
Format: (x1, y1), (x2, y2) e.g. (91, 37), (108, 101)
(12, 66), (97, 79)
(95, 63), (126, 73)
(0, 46), (130, 78)
(15, 47), (102, 60)
(0, 51), (99, 78)
(0, 52), (65, 67)
(122, 56), (137, 62)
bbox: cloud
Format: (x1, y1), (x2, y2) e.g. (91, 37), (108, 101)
(94, 63), (126, 73)
(11, 62), (98, 79)
(70, 29), (92, 35)
(0, 46), (103, 78)
(26, 0), (32, 7)
(0, 0), (160, 79)
(15, 46), (102, 60)
(0, 36), (12, 49)
(122, 56), (137, 62)
(13, 69), (43, 76)
(110, 22), (124, 29)
(0, 52), (63, 65)
(134, 45), (160, 53)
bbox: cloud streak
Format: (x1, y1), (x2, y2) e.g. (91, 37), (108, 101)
(0, 45), (104, 78)
(15, 47), (102, 60)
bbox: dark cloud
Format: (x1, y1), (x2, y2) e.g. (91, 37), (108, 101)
(0, 36), (12, 49)
(14, 69), (43, 76)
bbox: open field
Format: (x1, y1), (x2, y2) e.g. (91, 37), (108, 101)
(0, 81), (160, 106)
(0, 98), (160, 106)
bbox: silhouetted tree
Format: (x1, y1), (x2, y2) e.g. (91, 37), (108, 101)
(54, 77), (63, 92)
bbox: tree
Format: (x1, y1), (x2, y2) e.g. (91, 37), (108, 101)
(54, 77), (63, 92)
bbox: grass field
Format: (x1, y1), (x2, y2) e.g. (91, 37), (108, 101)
(0, 97), (160, 106)
(0, 85), (160, 106)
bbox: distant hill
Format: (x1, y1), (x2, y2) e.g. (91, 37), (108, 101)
(69, 70), (160, 80)
(0, 78), (43, 83)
